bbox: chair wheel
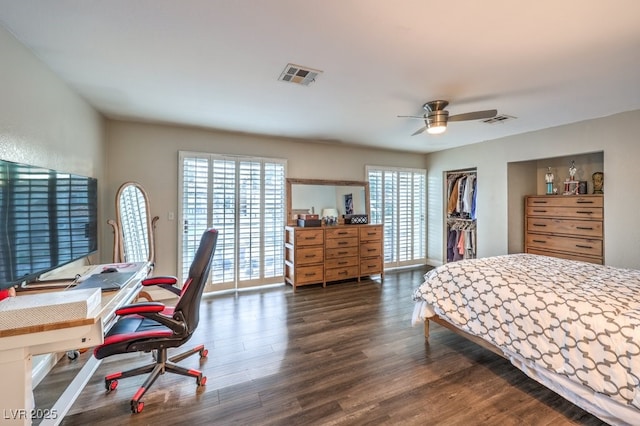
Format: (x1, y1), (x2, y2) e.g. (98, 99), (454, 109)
(199, 348), (208, 358)
(131, 400), (144, 414)
(106, 379), (118, 392)
(66, 350), (80, 360)
(197, 375), (207, 386)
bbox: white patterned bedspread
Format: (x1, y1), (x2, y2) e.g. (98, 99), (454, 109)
(412, 253), (640, 411)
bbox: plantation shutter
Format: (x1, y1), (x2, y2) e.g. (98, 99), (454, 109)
(367, 166), (426, 268)
(179, 152), (286, 290)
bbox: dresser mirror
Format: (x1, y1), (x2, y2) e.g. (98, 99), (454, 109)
(286, 178), (370, 225)
(108, 181), (159, 263)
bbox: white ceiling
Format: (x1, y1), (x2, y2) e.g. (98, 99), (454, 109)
(1, 1), (639, 153)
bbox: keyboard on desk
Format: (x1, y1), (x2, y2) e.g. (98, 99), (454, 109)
(73, 271), (136, 292)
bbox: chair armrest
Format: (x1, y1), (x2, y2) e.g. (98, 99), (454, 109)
(115, 302), (187, 336)
(141, 276), (181, 296)
(116, 302), (165, 316)
(142, 276), (177, 286)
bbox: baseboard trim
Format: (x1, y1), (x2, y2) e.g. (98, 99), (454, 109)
(32, 352), (63, 387)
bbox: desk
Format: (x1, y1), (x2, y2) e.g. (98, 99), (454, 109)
(0, 263), (149, 425)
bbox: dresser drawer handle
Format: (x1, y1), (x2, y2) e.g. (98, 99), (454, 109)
(338, 241), (348, 245)
(304, 254), (317, 258)
(304, 273), (317, 277)
(576, 211), (593, 214)
(304, 237), (317, 240)
(337, 251), (348, 255)
(576, 200), (594, 204)
(338, 261), (348, 265)
(533, 209), (547, 213)
(337, 231), (349, 235)
(576, 226), (594, 230)
(532, 223), (547, 227)
(367, 248), (377, 252)
(532, 200), (548, 204)
(576, 244), (593, 249)
(532, 239), (547, 243)
(339, 271), (348, 275)
(367, 232), (376, 236)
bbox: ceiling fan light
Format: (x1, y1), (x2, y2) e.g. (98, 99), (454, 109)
(427, 124), (447, 135)
(426, 110), (448, 134)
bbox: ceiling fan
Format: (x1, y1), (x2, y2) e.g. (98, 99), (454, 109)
(399, 100), (497, 136)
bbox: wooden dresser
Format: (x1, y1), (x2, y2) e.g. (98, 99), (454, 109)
(285, 224), (383, 290)
(524, 195), (603, 264)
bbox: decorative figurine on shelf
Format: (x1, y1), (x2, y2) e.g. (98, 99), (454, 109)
(562, 160), (579, 195)
(569, 160), (577, 181)
(544, 167), (554, 195)
(592, 171), (604, 194)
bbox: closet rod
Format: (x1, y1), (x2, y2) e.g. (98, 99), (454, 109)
(447, 168), (477, 174)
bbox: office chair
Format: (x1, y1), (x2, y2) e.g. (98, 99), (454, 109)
(93, 228), (218, 414)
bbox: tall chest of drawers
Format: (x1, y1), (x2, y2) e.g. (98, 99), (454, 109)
(524, 195), (603, 264)
(284, 224), (384, 291)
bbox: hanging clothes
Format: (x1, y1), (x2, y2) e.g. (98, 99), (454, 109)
(456, 176), (467, 216)
(447, 176), (460, 215)
(445, 170), (477, 262)
(462, 174), (475, 216)
(471, 178), (477, 220)
(447, 228), (458, 263)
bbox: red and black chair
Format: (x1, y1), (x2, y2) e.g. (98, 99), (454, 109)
(93, 228), (218, 413)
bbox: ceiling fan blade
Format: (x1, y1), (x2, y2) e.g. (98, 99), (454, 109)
(397, 115), (425, 120)
(448, 109), (497, 122)
(411, 126), (427, 136)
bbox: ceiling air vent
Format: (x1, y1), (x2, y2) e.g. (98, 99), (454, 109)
(278, 63), (322, 86)
(482, 114), (516, 124)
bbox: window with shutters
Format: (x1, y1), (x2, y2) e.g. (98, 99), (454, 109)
(179, 151), (286, 291)
(367, 166), (426, 268)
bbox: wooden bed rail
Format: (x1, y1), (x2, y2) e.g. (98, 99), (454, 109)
(424, 316), (506, 359)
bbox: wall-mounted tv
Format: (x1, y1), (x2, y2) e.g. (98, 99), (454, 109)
(0, 159), (98, 290)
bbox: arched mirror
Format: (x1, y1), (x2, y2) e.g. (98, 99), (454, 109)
(108, 182), (159, 264)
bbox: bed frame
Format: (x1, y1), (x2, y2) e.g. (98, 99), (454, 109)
(424, 316), (504, 358)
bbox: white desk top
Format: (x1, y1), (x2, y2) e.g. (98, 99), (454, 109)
(0, 262), (149, 340)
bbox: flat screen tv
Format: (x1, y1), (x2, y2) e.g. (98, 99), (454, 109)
(0, 159), (98, 290)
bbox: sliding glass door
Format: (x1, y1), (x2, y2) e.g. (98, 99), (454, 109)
(367, 166), (426, 268)
(179, 151), (286, 291)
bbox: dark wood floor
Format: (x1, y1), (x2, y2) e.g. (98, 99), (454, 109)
(34, 266), (606, 425)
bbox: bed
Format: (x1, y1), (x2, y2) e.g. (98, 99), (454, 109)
(412, 253), (640, 426)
